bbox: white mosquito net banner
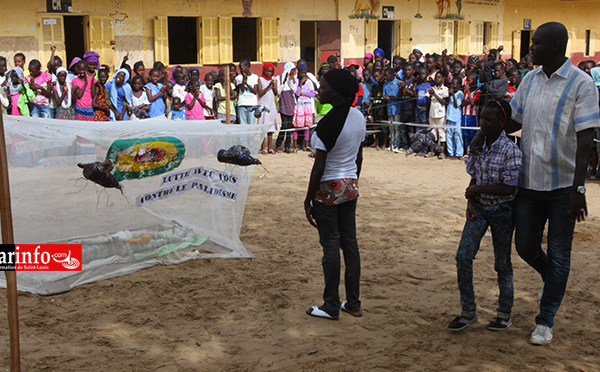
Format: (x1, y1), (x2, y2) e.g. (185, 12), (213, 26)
(0, 116), (270, 295)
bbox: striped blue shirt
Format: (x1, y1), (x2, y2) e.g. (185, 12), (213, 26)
(466, 131), (523, 202)
(510, 59), (600, 191)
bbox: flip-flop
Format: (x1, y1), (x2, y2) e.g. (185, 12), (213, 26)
(341, 301), (362, 317)
(306, 306), (339, 320)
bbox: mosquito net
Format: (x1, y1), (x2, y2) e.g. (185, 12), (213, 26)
(0, 116), (270, 295)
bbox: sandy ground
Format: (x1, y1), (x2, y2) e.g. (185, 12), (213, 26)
(1, 148), (600, 371)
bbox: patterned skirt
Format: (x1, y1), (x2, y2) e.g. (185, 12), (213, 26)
(55, 106), (75, 120)
(292, 101), (313, 128)
(74, 105), (95, 121)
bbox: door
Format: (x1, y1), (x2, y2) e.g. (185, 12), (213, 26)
(512, 30), (521, 60)
(365, 19), (378, 56)
(318, 21), (341, 68)
(154, 16), (169, 65)
(37, 14), (66, 67)
(87, 16), (115, 70)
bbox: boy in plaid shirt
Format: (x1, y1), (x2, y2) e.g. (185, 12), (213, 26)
(448, 99), (522, 332)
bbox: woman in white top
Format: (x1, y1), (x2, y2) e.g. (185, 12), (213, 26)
(304, 69), (366, 320)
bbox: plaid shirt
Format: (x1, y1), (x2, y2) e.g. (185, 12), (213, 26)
(466, 131), (523, 202)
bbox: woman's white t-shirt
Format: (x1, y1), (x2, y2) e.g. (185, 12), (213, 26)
(311, 107), (366, 181)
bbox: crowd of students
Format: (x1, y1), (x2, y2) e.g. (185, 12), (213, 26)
(1, 45), (599, 162)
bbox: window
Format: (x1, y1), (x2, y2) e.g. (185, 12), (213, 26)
(168, 17), (199, 65)
(585, 29), (595, 56)
(154, 16), (278, 65)
(454, 21), (470, 55)
(440, 20), (454, 54)
(483, 22), (499, 49)
(473, 22), (484, 54)
(233, 18), (258, 62)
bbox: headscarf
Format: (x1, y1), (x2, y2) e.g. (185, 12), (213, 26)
(413, 46), (425, 62)
(297, 64), (308, 72)
(170, 65), (181, 85)
(279, 62), (295, 91)
(68, 57), (81, 70)
(54, 67), (72, 109)
(83, 51), (100, 69)
(469, 55), (480, 64)
(189, 67), (199, 79)
(364, 52), (373, 60)
(374, 48), (385, 59)
(105, 68), (133, 120)
(8, 67), (23, 96)
(316, 69), (359, 152)
(591, 67), (600, 87)
(262, 62), (275, 81)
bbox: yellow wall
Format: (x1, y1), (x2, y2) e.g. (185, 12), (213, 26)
(503, 0), (599, 60)
(338, 0), (505, 59)
(0, 0), (339, 68)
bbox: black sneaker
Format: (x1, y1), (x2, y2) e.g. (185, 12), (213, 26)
(486, 317), (513, 331)
(448, 315), (478, 331)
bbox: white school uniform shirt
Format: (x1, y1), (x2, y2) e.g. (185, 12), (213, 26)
(510, 59), (600, 191)
(425, 84), (449, 119)
(173, 84), (187, 102)
(200, 84), (215, 116)
(235, 73), (259, 106)
(311, 108), (367, 181)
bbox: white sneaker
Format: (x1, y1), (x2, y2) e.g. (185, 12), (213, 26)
(530, 324), (553, 345)
(537, 284), (545, 308)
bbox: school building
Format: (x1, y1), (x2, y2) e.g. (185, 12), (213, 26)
(0, 0), (597, 74)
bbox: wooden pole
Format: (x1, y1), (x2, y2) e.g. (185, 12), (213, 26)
(0, 112), (20, 372)
(225, 67), (231, 124)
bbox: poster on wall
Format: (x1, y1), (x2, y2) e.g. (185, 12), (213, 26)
(382, 6), (394, 19)
(47, 0), (73, 13)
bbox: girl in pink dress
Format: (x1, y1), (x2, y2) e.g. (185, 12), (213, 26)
(291, 64), (316, 151)
(71, 60), (96, 121)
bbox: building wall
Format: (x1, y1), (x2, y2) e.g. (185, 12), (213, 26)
(503, 0), (600, 64)
(339, 0), (505, 61)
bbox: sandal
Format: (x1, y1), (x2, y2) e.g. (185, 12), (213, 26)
(341, 301), (362, 317)
(268, 149), (276, 154)
(306, 306), (339, 320)
(260, 149), (268, 155)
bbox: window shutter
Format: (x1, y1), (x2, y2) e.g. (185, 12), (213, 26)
(473, 22), (484, 55)
(153, 16), (169, 65)
(260, 18), (279, 62)
(512, 30), (521, 59)
(37, 14), (66, 67)
(219, 17), (233, 64)
(365, 20), (378, 56)
(454, 21), (470, 55)
(486, 22), (499, 49)
(88, 17), (115, 70)
(201, 17), (219, 65)
(589, 30), (596, 56)
(440, 20), (454, 54)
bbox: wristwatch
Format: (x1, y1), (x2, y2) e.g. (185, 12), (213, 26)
(575, 185), (586, 195)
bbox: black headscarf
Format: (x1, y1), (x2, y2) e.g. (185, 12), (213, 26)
(316, 69), (359, 151)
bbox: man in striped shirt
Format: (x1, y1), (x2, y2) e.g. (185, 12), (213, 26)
(506, 22), (598, 345)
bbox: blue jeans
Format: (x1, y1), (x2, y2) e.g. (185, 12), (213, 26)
(446, 121), (464, 157)
(312, 199), (361, 316)
(514, 187), (575, 327)
(237, 106), (255, 125)
(456, 200), (514, 315)
(30, 104), (54, 118)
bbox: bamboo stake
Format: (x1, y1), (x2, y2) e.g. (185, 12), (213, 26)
(0, 111), (20, 371)
(225, 67), (231, 124)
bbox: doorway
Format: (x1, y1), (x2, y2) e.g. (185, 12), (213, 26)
(520, 30), (532, 59)
(232, 18), (258, 62)
(300, 21), (316, 72)
(300, 21), (340, 75)
(63, 16), (85, 66)
(377, 20), (394, 60)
